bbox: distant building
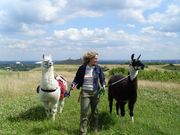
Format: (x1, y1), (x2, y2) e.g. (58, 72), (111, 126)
(5, 67), (11, 70)
(35, 61), (42, 64)
(16, 61), (21, 64)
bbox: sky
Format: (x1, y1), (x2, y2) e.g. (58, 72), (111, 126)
(0, 0), (180, 61)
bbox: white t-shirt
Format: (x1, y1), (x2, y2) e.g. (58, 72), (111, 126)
(82, 65), (95, 91)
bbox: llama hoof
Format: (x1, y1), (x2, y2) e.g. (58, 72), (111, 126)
(46, 112), (50, 118)
(59, 109), (63, 113)
(131, 116), (134, 124)
(120, 116), (125, 125)
(52, 115), (56, 121)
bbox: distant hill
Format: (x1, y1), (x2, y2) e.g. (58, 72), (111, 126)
(59, 58), (83, 64)
(162, 64), (180, 71)
(56, 59), (180, 65)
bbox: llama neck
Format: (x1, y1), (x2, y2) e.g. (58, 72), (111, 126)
(42, 66), (54, 78)
(41, 66), (58, 89)
(129, 66), (138, 81)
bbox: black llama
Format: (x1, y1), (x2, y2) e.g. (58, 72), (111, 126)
(108, 54), (144, 123)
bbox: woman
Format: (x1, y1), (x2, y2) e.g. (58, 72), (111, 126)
(69, 51), (106, 135)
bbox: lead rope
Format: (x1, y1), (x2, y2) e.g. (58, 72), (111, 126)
(106, 75), (130, 87)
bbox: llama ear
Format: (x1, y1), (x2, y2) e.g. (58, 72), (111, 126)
(131, 54), (134, 60)
(137, 54), (141, 60)
(42, 54), (45, 59)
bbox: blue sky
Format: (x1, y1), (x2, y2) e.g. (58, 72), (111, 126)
(0, 0), (180, 61)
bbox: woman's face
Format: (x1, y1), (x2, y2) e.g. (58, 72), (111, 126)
(89, 55), (98, 66)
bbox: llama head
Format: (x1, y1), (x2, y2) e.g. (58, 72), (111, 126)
(130, 54), (144, 70)
(42, 54), (53, 68)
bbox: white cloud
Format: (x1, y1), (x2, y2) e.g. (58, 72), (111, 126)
(54, 28), (80, 41)
(141, 26), (177, 37)
(0, 0), (162, 27)
(119, 9), (145, 23)
(0, 0), (67, 28)
(54, 28), (111, 42)
(1, 38), (29, 49)
(8, 43), (27, 49)
(52, 27), (162, 52)
(147, 4), (180, 32)
(0, 10), (7, 24)
(127, 24), (136, 28)
(117, 0), (161, 23)
(21, 24), (46, 36)
(0, 26), (179, 60)
(37, 0), (67, 22)
(127, 0), (162, 9)
(69, 10), (102, 19)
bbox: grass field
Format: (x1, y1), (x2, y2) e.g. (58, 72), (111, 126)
(0, 64), (180, 135)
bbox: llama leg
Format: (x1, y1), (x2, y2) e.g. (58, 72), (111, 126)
(119, 101), (126, 117)
(59, 98), (65, 113)
(43, 101), (50, 118)
(51, 101), (58, 121)
(116, 102), (119, 115)
(128, 101), (135, 124)
(119, 101), (126, 123)
(108, 94), (113, 114)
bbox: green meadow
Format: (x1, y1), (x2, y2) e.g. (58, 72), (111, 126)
(0, 64), (179, 135)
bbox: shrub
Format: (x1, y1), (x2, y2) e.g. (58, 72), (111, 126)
(138, 70), (180, 82)
(108, 67), (128, 76)
(101, 66), (109, 72)
(108, 67), (180, 82)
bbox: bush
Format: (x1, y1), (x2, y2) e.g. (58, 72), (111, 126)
(108, 67), (128, 76)
(138, 70), (180, 82)
(108, 67), (180, 82)
(101, 66), (109, 72)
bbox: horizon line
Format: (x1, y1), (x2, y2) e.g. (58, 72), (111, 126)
(0, 59), (180, 61)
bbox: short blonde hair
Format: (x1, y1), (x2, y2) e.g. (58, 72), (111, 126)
(83, 51), (98, 65)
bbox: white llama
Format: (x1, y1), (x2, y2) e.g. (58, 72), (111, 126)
(38, 54), (60, 121)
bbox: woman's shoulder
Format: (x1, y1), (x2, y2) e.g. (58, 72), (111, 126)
(95, 64), (101, 69)
(79, 64), (86, 68)
(77, 64), (86, 71)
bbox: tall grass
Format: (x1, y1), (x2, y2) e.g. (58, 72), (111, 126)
(0, 65), (180, 135)
(0, 70), (40, 98)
